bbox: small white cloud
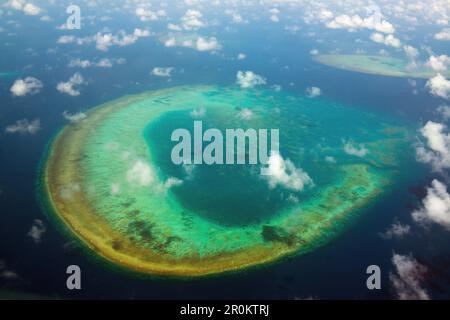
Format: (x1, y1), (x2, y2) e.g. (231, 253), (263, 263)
(96, 58), (113, 68)
(326, 13), (395, 34)
(426, 55), (450, 72)
(343, 140), (369, 157)
(68, 59), (92, 68)
(271, 84), (282, 92)
(126, 160), (155, 187)
(403, 45), (419, 59)
(151, 67), (174, 77)
(370, 32), (401, 48)
(379, 220), (410, 239)
(412, 179), (450, 230)
(435, 28), (450, 41)
(5, 118), (40, 134)
(164, 177), (183, 190)
(7, 0), (41, 16)
(237, 53), (246, 60)
(57, 35), (76, 44)
(40, 15), (51, 22)
(27, 219), (46, 244)
(416, 121), (450, 171)
(325, 156), (336, 163)
(236, 71), (266, 89)
(110, 182), (120, 195)
(0, 260), (19, 281)
(390, 253), (429, 300)
(167, 23), (182, 31)
(190, 107), (206, 118)
(437, 105), (450, 120)
(263, 151), (313, 192)
(237, 108), (253, 120)
(305, 86), (322, 97)
(62, 110), (87, 123)
(181, 9), (207, 30)
(23, 2), (40, 15)
(426, 74), (450, 99)
(10, 77), (43, 97)
(195, 36), (220, 51)
(69, 58), (121, 68)
(163, 36), (220, 52)
(56, 73), (86, 96)
(135, 8), (161, 22)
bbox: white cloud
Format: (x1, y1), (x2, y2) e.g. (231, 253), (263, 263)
(62, 110), (87, 123)
(426, 55), (450, 72)
(68, 59), (92, 68)
(416, 121), (450, 171)
(23, 2), (40, 15)
(305, 86), (322, 97)
(379, 220), (410, 239)
(412, 179), (450, 229)
(263, 151), (313, 191)
(237, 108), (253, 120)
(325, 156), (336, 163)
(0, 261), (19, 281)
(7, 0), (41, 16)
(181, 9), (207, 30)
(390, 253), (429, 300)
(27, 219), (46, 244)
(195, 36), (220, 51)
(57, 35), (76, 44)
(135, 8), (165, 22)
(236, 71), (266, 89)
(426, 74), (450, 99)
(5, 118), (41, 134)
(96, 58), (113, 68)
(190, 107), (206, 118)
(110, 182), (120, 196)
(435, 28), (450, 41)
(59, 182), (80, 200)
(58, 29), (150, 52)
(270, 9), (280, 23)
(126, 160), (155, 187)
(318, 9), (333, 21)
(151, 67), (174, 77)
(167, 23), (182, 31)
(163, 36), (220, 52)
(437, 105), (450, 120)
(343, 140), (369, 157)
(56, 73), (86, 96)
(370, 33), (401, 48)
(237, 53), (246, 60)
(164, 37), (176, 47)
(68, 58), (123, 68)
(164, 177), (183, 190)
(326, 13), (395, 34)
(403, 45), (419, 59)
(10, 77), (42, 97)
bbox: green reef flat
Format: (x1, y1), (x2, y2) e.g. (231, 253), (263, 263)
(41, 85), (414, 277)
(314, 55), (450, 78)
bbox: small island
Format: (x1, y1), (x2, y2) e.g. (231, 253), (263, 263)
(314, 54), (450, 78)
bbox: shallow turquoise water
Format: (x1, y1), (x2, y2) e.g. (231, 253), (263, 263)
(145, 88), (415, 227)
